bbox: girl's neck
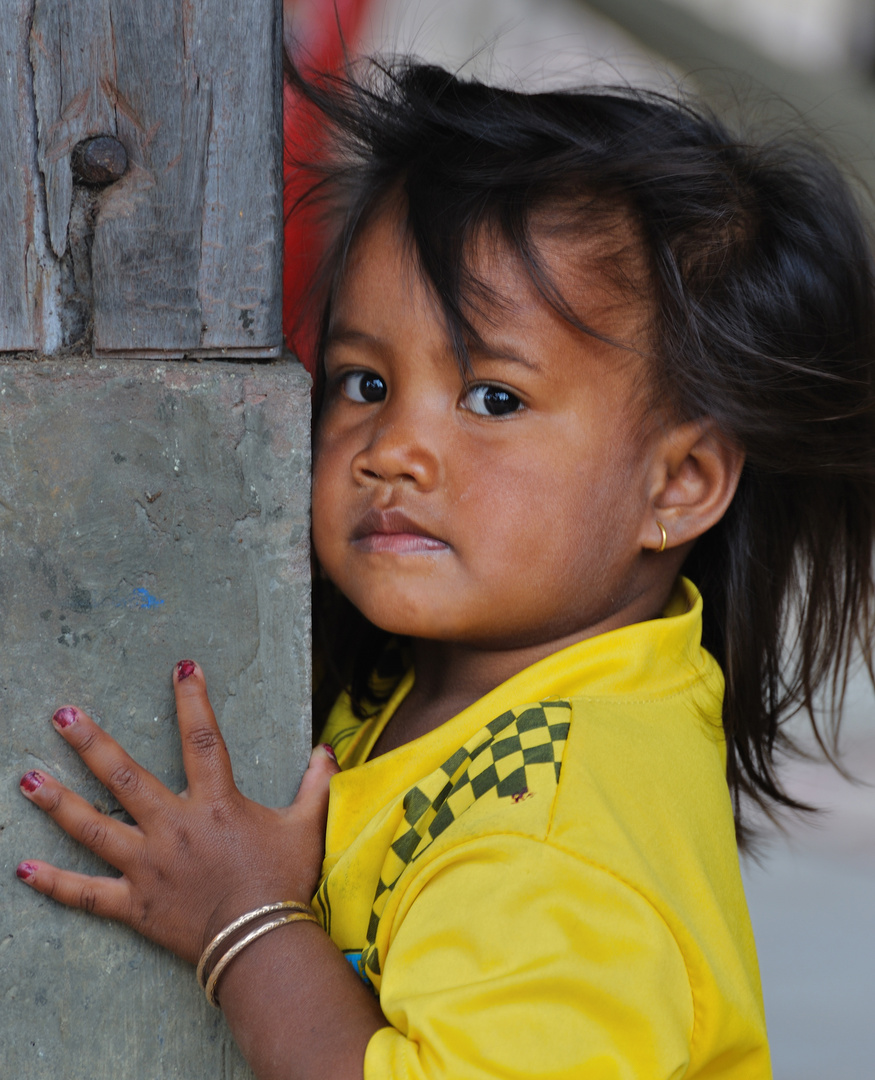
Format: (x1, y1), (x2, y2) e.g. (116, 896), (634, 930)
(368, 586), (669, 759)
(409, 576), (676, 714)
(367, 641), (519, 759)
(410, 638), (551, 710)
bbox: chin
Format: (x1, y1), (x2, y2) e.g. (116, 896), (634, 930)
(355, 601), (467, 642)
(351, 595), (434, 638)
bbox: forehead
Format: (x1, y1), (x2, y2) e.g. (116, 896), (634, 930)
(334, 200), (651, 343)
(470, 207), (652, 349)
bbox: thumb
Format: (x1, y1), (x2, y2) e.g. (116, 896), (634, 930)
(291, 744), (340, 823)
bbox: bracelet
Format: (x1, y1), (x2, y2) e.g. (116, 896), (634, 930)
(197, 900), (316, 990)
(204, 909), (320, 1007)
(196, 900), (320, 1007)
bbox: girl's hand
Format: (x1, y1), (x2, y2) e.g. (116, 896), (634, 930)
(16, 660), (339, 965)
(17, 662), (388, 1080)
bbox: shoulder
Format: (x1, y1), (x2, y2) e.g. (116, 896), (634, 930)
(391, 699), (572, 860)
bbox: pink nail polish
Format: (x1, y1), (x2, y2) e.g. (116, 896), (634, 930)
(16, 863), (37, 881)
(176, 659), (196, 681)
(20, 770), (45, 793)
(321, 744), (337, 761)
(53, 707), (78, 728)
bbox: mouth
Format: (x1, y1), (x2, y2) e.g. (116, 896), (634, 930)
(352, 506), (449, 554)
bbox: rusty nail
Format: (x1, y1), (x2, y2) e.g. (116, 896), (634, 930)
(72, 136), (129, 185)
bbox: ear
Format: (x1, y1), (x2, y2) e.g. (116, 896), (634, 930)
(640, 419), (744, 552)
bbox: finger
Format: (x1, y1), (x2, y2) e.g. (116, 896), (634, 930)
(16, 859), (134, 922)
(19, 769), (140, 868)
(172, 660), (235, 799)
(50, 706), (168, 823)
(288, 744), (339, 824)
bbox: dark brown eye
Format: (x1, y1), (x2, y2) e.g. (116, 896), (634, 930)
(462, 384), (523, 416)
(343, 372), (387, 403)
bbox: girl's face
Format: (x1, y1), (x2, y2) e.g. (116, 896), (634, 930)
(312, 208), (668, 652)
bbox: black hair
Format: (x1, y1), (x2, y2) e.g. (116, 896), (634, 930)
(286, 56), (875, 841)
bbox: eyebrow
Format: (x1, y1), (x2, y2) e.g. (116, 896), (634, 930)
(323, 326), (384, 351)
(324, 324), (542, 373)
(467, 340), (542, 373)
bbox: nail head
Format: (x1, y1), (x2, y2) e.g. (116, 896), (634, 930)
(72, 136), (129, 185)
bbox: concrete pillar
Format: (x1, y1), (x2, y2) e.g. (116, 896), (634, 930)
(0, 357), (311, 1078)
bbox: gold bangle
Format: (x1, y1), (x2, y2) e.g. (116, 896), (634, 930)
(196, 900), (317, 993)
(204, 909), (321, 1008)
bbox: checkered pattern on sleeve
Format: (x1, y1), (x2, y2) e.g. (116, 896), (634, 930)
(360, 701), (571, 982)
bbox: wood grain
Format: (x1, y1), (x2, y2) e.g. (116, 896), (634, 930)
(19, 0), (283, 357)
(193, 0), (284, 355)
(89, 0), (212, 351)
(0, 2), (37, 350)
(29, 0), (117, 259)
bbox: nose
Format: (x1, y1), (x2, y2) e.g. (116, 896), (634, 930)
(351, 404), (441, 490)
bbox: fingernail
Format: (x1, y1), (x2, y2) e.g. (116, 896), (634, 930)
(16, 863), (37, 882)
(53, 707), (78, 728)
(20, 770), (45, 794)
(176, 659), (196, 681)
(321, 744), (337, 761)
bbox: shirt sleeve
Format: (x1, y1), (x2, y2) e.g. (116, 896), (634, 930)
(363, 834), (695, 1080)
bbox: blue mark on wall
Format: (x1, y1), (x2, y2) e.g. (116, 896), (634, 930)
(133, 587), (163, 609)
(113, 587), (165, 611)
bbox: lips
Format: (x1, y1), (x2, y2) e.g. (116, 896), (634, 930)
(352, 506), (448, 554)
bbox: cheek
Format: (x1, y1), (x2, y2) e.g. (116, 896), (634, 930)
(310, 439), (347, 559)
(457, 455), (581, 568)
(484, 443), (632, 570)
(312, 411), (350, 486)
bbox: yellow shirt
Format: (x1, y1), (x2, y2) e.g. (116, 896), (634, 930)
(318, 580), (771, 1079)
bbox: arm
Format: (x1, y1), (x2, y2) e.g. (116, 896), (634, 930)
(16, 661), (387, 1080)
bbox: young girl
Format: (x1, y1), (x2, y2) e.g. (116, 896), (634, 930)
(16, 57), (875, 1080)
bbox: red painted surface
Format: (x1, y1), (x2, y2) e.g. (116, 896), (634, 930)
(283, 0), (374, 374)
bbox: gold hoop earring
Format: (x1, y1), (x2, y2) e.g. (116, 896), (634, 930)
(656, 520), (667, 553)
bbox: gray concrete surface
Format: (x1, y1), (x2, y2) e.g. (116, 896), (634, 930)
(0, 357), (311, 1078)
(742, 672), (875, 1080)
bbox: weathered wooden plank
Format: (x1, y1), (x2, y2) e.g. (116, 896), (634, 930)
(193, 0), (285, 354)
(0, 356), (311, 1078)
(29, 0), (117, 259)
(0, 1), (37, 350)
(22, 0), (283, 357)
(89, 1), (213, 351)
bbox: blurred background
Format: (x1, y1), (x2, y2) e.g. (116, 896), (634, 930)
(283, 2), (875, 1076)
